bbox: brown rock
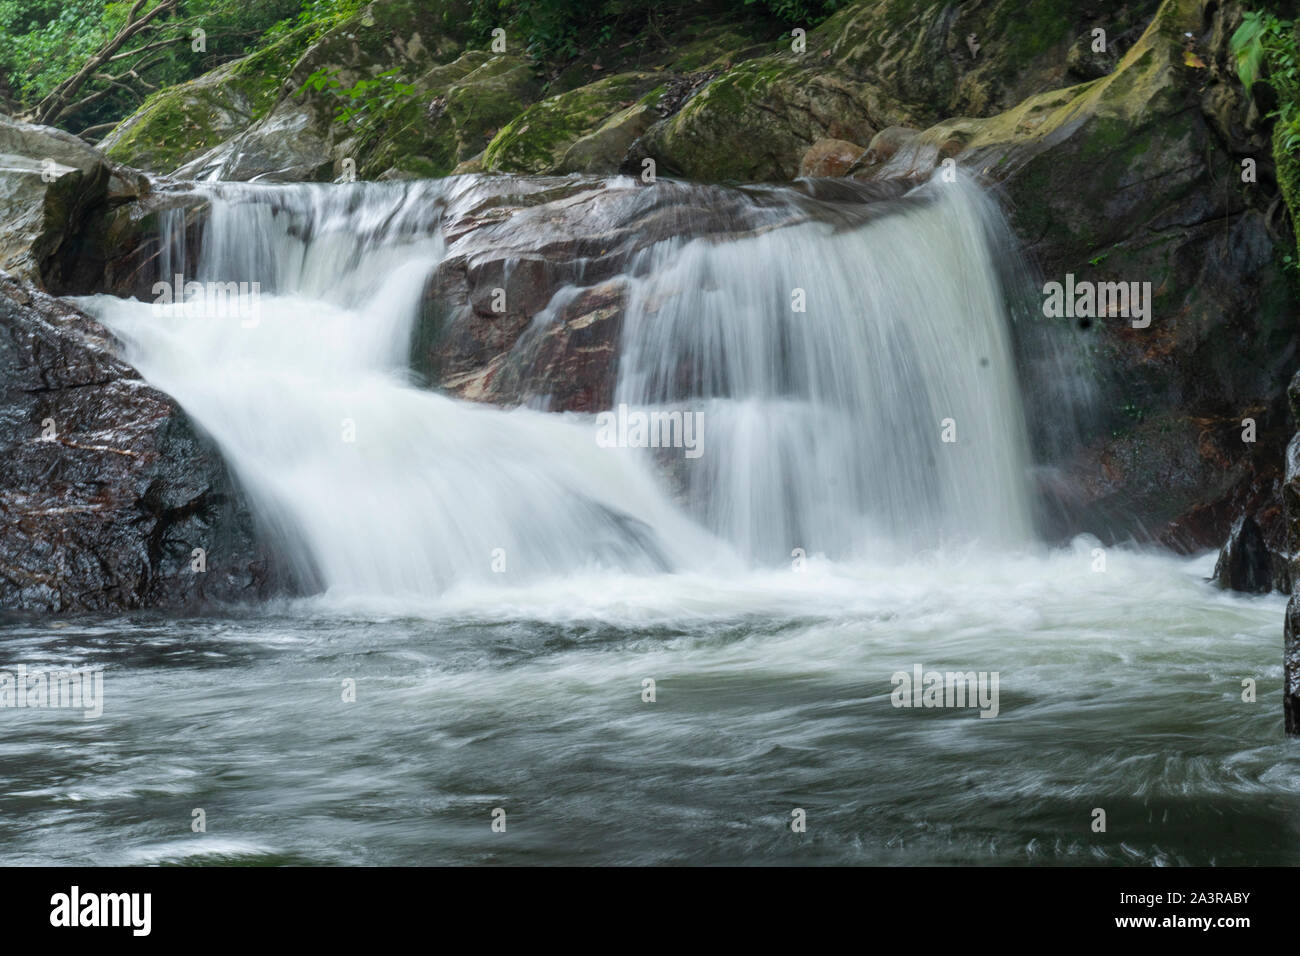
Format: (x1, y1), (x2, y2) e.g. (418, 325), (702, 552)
(797, 138), (866, 178)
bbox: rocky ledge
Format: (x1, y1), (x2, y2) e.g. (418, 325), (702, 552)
(0, 116), (293, 612)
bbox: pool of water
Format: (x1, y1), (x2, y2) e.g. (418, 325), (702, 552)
(2, 545), (1295, 865)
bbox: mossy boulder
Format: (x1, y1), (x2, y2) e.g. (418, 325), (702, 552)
(632, 0), (1165, 184)
(822, 0), (1163, 120)
(100, 26), (317, 173)
(481, 72), (663, 174)
(137, 0), (480, 180)
(362, 52), (542, 179)
(638, 58), (888, 182)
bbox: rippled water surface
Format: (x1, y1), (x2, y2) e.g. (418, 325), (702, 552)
(3, 547), (1295, 866)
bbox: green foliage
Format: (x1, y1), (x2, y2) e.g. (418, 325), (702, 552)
(465, 0), (845, 60)
(300, 65), (416, 136)
(0, 0), (303, 129)
(0, 0), (118, 104)
(1231, 10), (1300, 271)
(740, 0), (847, 23)
(261, 0), (362, 45)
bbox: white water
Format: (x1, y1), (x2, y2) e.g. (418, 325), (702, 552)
(81, 172), (1043, 601)
(40, 173), (1299, 867)
(615, 179), (1032, 557)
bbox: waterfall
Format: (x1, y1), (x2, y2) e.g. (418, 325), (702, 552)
(79, 171), (1044, 600)
(614, 176), (1034, 559)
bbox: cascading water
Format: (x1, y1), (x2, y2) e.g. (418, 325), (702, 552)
(29, 172), (1296, 868)
(87, 180), (721, 599)
(81, 172), (1041, 598)
(614, 178), (1034, 558)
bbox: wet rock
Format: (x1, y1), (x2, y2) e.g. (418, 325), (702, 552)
(0, 115), (110, 283)
(856, 126), (922, 171)
(916, 0), (1298, 553)
(1212, 514), (1273, 593)
(0, 275), (296, 611)
(1286, 593), (1300, 735)
(410, 174), (856, 409)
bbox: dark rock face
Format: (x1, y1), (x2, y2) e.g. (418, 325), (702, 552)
(0, 114), (118, 283)
(1287, 594), (1300, 735)
(881, 0), (1299, 556)
(0, 275), (294, 612)
(1283, 375), (1300, 733)
(0, 117), (295, 613)
(1212, 514), (1273, 593)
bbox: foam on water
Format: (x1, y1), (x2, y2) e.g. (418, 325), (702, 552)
(81, 171), (1045, 602)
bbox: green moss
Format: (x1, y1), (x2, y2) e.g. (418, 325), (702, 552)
(995, 0), (1076, 61)
(481, 71), (659, 173)
(102, 23), (320, 172)
(665, 23), (763, 72)
(356, 53), (541, 178)
(225, 24), (319, 115)
(102, 83), (227, 171)
(1276, 122), (1300, 264)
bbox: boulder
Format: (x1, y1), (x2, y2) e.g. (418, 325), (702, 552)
(637, 58), (886, 182)
(137, 0), (483, 181)
(361, 52), (542, 179)
(892, 0), (1297, 553)
(1212, 514), (1273, 593)
(0, 275), (295, 611)
(0, 115), (112, 283)
(798, 138), (867, 178)
(99, 25), (317, 172)
(482, 72), (664, 175)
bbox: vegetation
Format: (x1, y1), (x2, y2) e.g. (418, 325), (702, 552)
(464, 0), (846, 59)
(1231, 8), (1300, 270)
(0, 0), (840, 135)
(0, 0), (346, 133)
(300, 64), (416, 138)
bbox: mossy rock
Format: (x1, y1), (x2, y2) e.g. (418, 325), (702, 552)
(284, 0), (476, 91)
(820, 0), (1164, 122)
(360, 52), (543, 179)
(101, 25), (317, 173)
(639, 57), (886, 182)
(481, 72), (662, 174)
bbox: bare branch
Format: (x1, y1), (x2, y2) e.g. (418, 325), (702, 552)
(29, 0), (179, 126)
